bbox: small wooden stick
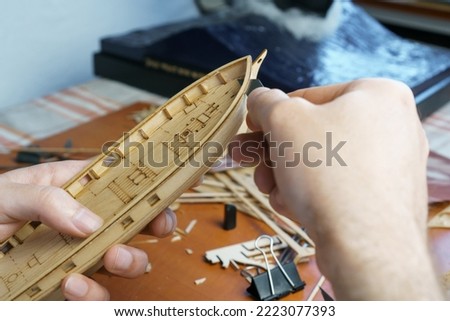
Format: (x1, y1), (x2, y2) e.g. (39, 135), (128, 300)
(128, 239), (158, 245)
(180, 192), (239, 198)
(202, 178), (227, 188)
(175, 227), (187, 235)
(177, 197), (240, 204)
(184, 219), (197, 234)
(234, 203), (259, 219)
(194, 277), (206, 285)
(227, 170), (315, 247)
(275, 215), (315, 247)
(202, 178), (246, 192)
(306, 275), (326, 301)
(214, 173), (314, 260)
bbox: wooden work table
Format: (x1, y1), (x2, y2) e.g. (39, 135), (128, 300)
(0, 102), (449, 300)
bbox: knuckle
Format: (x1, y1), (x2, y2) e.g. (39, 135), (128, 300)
(36, 186), (66, 211)
(353, 78), (413, 96)
(253, 88), (284, 103)
(265, 100), (294, 126)
(352, 78), (416, 111)
(383, 80), (415, 106)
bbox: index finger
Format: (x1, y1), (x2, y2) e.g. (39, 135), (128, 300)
(0, 160), (91, 186)
(246, 87), (294, 132)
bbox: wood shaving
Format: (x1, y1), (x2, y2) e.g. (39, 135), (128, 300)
(185, 219), (197, 234)
(194, 277), (206, 285)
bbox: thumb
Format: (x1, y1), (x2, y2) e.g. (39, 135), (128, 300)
(246, 87), (290, 132)
(0, 182), (103, 240)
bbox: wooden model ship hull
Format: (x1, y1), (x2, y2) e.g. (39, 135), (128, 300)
(0, 52), (266, 300)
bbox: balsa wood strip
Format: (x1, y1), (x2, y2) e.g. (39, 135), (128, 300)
(214, 173), (315, 261)
(180, 192), (247, 199)
(177, 197), (240, 204)
(227, 170), (315, 247)
(306, 275), (326, 301)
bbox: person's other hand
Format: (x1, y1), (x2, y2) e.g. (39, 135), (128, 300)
(230, 79), (442, 299)
(0, 160), (176, 300)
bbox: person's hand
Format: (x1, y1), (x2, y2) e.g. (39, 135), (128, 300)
(231, 79), (443, 299)
(0, 160), (176, 300)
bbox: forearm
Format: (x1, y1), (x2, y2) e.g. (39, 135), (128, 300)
(315, 222), (444, 300)
(295, 168), (443, 299)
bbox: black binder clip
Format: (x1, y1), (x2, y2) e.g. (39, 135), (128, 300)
(247, 235), (305, 301)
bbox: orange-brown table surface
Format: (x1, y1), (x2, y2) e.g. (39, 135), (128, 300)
(0, 102), (448, 300)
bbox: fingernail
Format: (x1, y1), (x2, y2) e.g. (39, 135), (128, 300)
(113, 246), (134, 271)
(72, 208), (103, 234)
(163, 209), (176, 235)
(64, 275), (89, 298)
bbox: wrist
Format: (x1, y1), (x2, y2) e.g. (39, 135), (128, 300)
(315, 225), (443, 300)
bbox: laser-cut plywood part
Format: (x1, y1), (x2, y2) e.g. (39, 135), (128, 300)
(205, 235), (287, 269)
(0, 50), (267, 300)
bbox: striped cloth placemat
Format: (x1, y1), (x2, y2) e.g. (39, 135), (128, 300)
(0, 78), (166, 153)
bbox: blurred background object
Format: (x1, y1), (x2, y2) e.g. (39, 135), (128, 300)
(0, 0), (199, 111)
(95, 0), (450, 119)
(355, 0), (450, 48)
